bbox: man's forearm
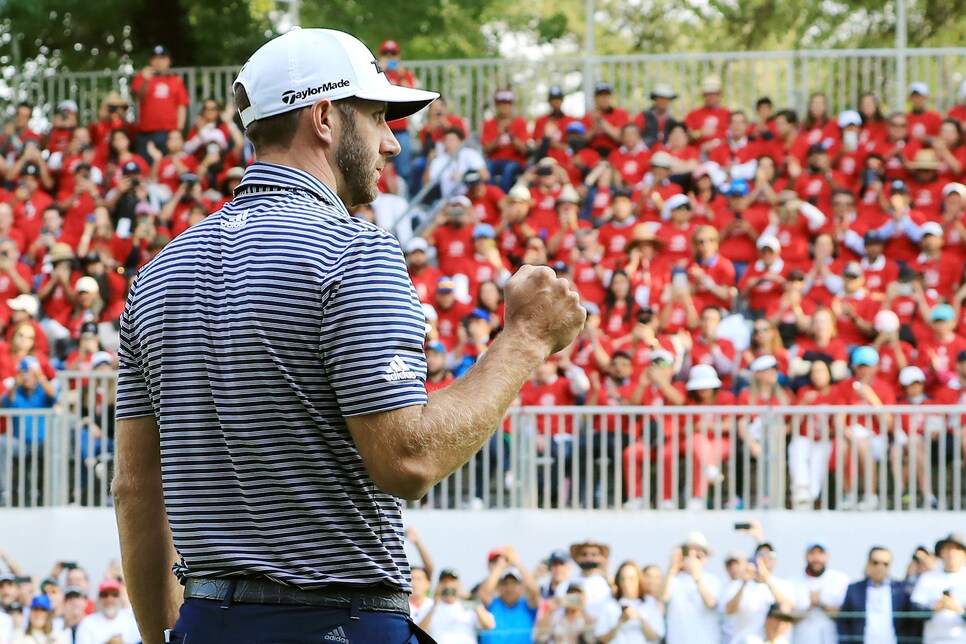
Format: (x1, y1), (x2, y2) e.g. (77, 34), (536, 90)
(113, 416), (182, 644)
(116, 485), (181, 644)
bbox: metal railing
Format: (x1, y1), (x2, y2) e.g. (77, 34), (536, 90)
(6, 48), (966, 135)
(8, 371), (961, 513)
(466, 404), (965, 513)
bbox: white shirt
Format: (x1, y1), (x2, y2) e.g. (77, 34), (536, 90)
(427, 600), (481, 644)
(723, 577), (796, 644)
(792, 569), (850, 644)
(595, 596), (666, 643)
(0, 612), (12, 644)
(911, 567), (966, 643)
(574, 572), (613, 624)
(410, 596), (435, 626)
(665, 571), (723, 644)
(427, 146), (486, 200)
(864, 581), (897, 644)
(73, 610), (140, 644)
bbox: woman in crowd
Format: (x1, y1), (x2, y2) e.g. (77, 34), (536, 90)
(475, 280), (505, 329)
(597, 560), (665, 642)
(12, 594), (69, 644)
(738, 318), (790, 381)
(790, 359), (838, 509)
(602, 270), (638, 340)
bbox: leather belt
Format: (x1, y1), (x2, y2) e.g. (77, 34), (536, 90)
(183, 577), (410, 615)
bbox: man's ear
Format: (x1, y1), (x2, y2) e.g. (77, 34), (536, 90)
(309, 99), (334, 146)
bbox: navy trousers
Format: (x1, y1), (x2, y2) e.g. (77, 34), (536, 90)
(168, 598), (435, 644)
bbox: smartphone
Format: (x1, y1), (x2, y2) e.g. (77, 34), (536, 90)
(13, 576), (32, 584)
(943, 589), (952, 597)
(734, 522), (752, 530)
(61, 561), (78, 569)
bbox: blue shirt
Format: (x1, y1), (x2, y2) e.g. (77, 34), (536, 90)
(481, 597), (537, 644)
(117, 162), (428, 591)
(2, 384), (57, 445)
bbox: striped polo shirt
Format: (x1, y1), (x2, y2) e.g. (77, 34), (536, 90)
(116, 162), (428, 592)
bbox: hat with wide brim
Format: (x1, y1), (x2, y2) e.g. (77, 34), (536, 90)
(908, 149), (941, 170)
(570, 539), (611, 560)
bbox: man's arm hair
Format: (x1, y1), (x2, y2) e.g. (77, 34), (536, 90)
(346, 330), (546, 500)
(112, 415), (182, 644)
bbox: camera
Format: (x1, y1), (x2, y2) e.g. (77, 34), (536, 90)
(129, 178), (140, 188)
(440, 587), (457, 598)
(61, 561), (78, 569)
(734, 522), (751, 530)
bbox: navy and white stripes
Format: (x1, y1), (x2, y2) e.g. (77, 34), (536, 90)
(117, 162), (428, 592)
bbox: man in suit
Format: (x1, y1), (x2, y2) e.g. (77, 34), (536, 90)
(837, 546), (923, 643)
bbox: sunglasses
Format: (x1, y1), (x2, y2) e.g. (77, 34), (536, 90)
(99, 592), (119, 598)
(870, 560), (891, 566)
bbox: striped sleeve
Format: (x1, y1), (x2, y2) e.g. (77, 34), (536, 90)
(321, 229), (428, 417)
(116, 280), (155, 419)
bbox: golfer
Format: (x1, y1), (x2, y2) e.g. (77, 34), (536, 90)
(113, 28), (586, 644)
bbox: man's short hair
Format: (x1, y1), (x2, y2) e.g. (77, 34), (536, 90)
(775, 109), (799, 126)
(867, 545), (890, 560)
(234, 84), (303, 152)
(442, 126), (465, 140)
(756, 97), (773, 109)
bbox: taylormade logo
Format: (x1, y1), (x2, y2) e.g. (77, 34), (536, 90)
(280, 80), (351, 104)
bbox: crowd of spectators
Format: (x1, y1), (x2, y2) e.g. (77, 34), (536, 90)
(3, 43), (966, 512)
(4, 524), (965, 643)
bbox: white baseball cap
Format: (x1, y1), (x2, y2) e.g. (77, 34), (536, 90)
(756, 235), (781, 252)
(920, 221), (944, 238)
(233, 28), (439, 128)
(898, 365), (926, 387)
(908, 81), (930, 97)
(837, 110), (862, 128)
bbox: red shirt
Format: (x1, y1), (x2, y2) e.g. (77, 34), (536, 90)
(877, 341), (914, 388)
(633, 180), (683, 222)
(434, 300), (473, 351)
(917, 333), (966, 388)
(597, 219), (638, 261)
(906, 176), (945, 220)
(907, 110), (944, 141)
(130, 72), (189, 132)
(468, 185), (505, 228)
(832, 292), (880, 346)
(409, 266), (444, 304)
(911, 252), (961, 300)
(655, 221), (699, 267)
(794, 386), (840, 437)
(431, 225), (475, 278)
(425, 375), (455, 394)
(532, 113), (575, 144)
(795, 336), (849, 364)
(384, 68), (418, 131)
(832, 377), (897, 433)
(601, 301), (637, 340)
(571, 258), (606, 306)
(581, 108), (630, 154)
(570, 334), (613, 379)
(418, 115), (469, 148)
(684, 105), (731, 145)
(739, 260), (787, 311)
(481, 116), (529, 164)
(613, 336), (677, 379)
(688, 255), (737, 312)
(156, 153), (200, 194)
(607, 145), (651, 185)
(519, 376), (579, 435)
(861, 256), (901, 295)
(717, 205), (771, 265)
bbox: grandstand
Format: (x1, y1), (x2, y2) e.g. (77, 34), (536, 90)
(1, 42), (966, 644)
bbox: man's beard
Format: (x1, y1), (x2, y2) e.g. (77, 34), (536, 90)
(335, 105), (380, 206)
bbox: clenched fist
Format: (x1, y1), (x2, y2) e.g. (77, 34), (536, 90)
(503, 264), (586, 358)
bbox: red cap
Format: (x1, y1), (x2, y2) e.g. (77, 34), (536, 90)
(487, 549), (503, 563)
(380, 40), (400, 54)
(98, 579), (121, 594)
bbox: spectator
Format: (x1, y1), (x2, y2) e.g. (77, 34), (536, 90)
(596, 560), (665, 642)
(582, 82), (630, 157)
(859, 92), (889, 148)
(0, 101), (42, 158)
(838, 545), (922, 644)
(735, 355), (791, 504)
(602, 270), (639, 339)
(478, 547), (540, 644)
(634, 150), (682, 222)
(413, 98), (469, 191)
(432, 277), (473, 351)
(568, 540), (613, 622)
(791, 542), (850, 644)
(422, 569), (495, 644)
(130, 45), (188, 159)
(2, 355), (57, 448)
(608, 124), (650, 187)
(481, 89), (528, 192)
(427, 127), (489, 201)
(739, 235), (787, 316)
(148, 130), (199, 196)
(722, 543), (794, 644)
(912, 532), (966, 644)
(422, 195), (476, 279)
(61, 586), (87, 640)
(907, 82), (944, 141)
(635, 83), (679, 147)
(792, 307), (849, 382)
(183, 99), (235, 163)
(661, 532), (722, 644)
(758, 602), (797, 644)
(688, 226), (737, 314)
(538, 550), (573, 601)
(685, 75), (730, 147)
(918, 302), (966, 389)
(667, 365), (735, 510)
(12, 594), (68, 644)
(657, 123), (700, 176)
(790, 359), (837, 508)
(688, 306), (736, 388)
(533, 585), (596, 644)
(73, 580), (138, 644)
(11, 164), (54, 246)
(407, 528), (436, 625)
(378, 40), (420, 181)
(532, 86), (576, 166)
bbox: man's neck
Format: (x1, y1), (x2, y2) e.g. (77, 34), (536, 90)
(257, 148), (343, 205)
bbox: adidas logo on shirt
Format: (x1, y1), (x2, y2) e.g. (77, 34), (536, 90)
(323, 626), (350, 643)
(382, 355), (419, 382)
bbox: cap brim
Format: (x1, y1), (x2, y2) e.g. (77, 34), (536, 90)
(355, 85), (439, 121)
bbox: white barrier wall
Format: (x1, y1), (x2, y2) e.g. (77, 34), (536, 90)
(2, 509), (963, 587)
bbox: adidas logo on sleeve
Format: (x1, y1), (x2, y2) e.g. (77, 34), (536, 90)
(382, 355), (420, 382)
